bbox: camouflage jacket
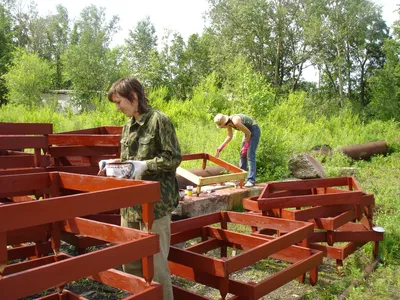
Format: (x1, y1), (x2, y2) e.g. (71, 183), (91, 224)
(120, 108), (182, 221)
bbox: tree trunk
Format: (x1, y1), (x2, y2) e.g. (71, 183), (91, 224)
(360, 59), (367, 107)
(337, 44), (344, 107)
(346, 40), (351, 98)
(274, 37), (281, 90)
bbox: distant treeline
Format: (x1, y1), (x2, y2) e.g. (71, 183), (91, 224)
(0, 0), (399, 121)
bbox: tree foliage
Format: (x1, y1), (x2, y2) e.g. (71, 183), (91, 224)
(125, 16), (159, 86)
(0, 3), (13, 104)
(368, 14), (400, 121)
(3, 48), (54, 107)
(61, 5), (120, 109)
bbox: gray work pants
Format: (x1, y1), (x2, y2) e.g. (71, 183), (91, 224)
(121, 214), (173, 300)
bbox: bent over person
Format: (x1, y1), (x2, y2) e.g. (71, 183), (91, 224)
(100, 77), (182, 300)
(214, 113), (261, 187)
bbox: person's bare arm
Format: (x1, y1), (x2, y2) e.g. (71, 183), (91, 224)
(216, 127), (233, 157)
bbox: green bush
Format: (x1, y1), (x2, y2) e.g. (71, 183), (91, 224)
(3, 48), (54, 107)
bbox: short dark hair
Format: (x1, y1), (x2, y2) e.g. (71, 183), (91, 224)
(108, 77), (149, 114)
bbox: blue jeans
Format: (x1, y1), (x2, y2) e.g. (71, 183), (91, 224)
(240, 124), (261, 184)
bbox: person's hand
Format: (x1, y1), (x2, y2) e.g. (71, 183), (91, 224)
(127, 160), (148, 179)
(240, 142), (250, 157)
(97, 159), (117, 175)
(215, 147), (222, 158)
(216, 144), (226, 158)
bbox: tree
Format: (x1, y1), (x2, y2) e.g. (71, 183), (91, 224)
(349, 4), (388, 106)
(25, 5), (70, 89)
(305, 0), (387, 107)
(368, 13), (400, 121)
(61, 5), (120, 109)
(3, 48), (54, 107)
(206, 0), (274, 81)
(45, 5), (70, 89)
(161, 31), (189, 98)
(0, 3), (14, 104)
(185, 33), (212, 90)
(125, 16), (160, 86)
(206, 0), (311, 96)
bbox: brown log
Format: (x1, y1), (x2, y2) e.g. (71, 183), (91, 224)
(337, 257), (381, 300)
(339, 141), (388, 160)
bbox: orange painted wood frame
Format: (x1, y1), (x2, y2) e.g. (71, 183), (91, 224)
(169, 211), (318, 299)
(0, 122), (53, 169)
(1, 218), (160, 299)
(0, 172), (160, 268)
(242, 177), (383, 267)
(48, 126), (122, 170)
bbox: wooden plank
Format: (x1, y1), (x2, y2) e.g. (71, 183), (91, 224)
(171, 228), (202, 245)
(257, 191), (365, 210)
(0, 237), (159, 299)
(0, 231), (6, 273)
(7, 224), (50, 245)
(332, 231), (384, 242)
(266, 177), (350, 192)
(2, 253), (69, 276)
(89, 268), (162, 296)
(58, 172), (158, 191)
(176, 167), (201, 185)
(198, 172), (247, 186)
(0, 173), (50, 197)
(48, 145), (120, 157)
(207, 154), (246, 173)
(48, 134), (120, 146)
(0, 155), (36, 168)
(312, 210), (356, 230)
(0, 180), (160, 232)
(37, 289), (86, 300)
(0, 167), (47, 176)
(101, 126), (123, 134)
(181, 153), (207, 161)
(185, 238), (223, 254)
(171, 212), (221, 234)
(0, 135), (47, 149)
(0, 122), (52, 135)
(225, 211), (313, 233)
(169, 246), (227, 277)
(283, 204), (355, 222)
(7, 242), (52, 261)
(61, 218), (151, 243)
(46, 166), (99, 175)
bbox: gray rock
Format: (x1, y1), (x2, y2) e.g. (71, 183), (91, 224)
(288, 153), (325, 179)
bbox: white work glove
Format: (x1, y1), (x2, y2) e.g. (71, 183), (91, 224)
(127, 160), (148, 179)
(97, 159), (117, 175)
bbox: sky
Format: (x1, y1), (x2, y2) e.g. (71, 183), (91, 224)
(34, 0), (210, 46)
(33, 0), (400, 82)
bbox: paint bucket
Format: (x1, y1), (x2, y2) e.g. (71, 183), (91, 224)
(186, 185), (193, 196)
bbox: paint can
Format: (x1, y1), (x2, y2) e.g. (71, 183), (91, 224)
(186, 185), (193, 196)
